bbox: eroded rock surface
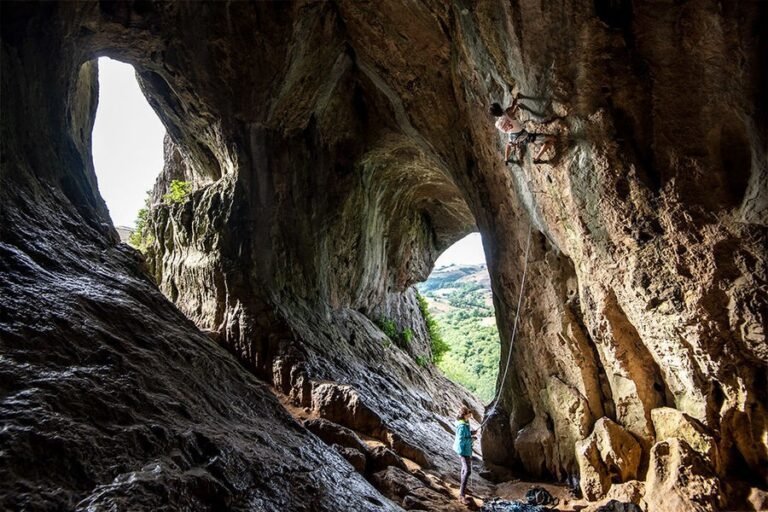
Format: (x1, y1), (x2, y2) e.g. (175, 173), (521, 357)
(651, 407), (720, 473)
(645, 439), (720, 512)
(576, 418), (642, 501)
(1, 0), (766, 510)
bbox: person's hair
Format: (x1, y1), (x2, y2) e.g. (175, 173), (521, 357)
(456, 406), (472, 420)
(489, 102), (504, 117)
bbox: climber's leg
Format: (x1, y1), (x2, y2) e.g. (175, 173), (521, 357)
(533, 135), (555, 162)
(459, 455), (471, 500)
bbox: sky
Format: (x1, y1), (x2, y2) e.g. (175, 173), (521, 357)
(434, 232), (486, 268)
(92, 57), (165, 227)
(91, 57), (487, 266)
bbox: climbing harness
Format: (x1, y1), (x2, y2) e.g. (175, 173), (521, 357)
(480, 224), (533, 430)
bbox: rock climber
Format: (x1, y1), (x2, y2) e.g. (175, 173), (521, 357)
(453, 406), (477, 505)
(489, 97), (555, 164)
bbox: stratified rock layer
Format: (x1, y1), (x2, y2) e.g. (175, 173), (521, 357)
(1, 0), (766, 510)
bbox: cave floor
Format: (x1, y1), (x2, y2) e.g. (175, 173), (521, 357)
(273, 388), (592, 511)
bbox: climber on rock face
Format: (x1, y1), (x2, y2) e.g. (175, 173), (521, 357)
(489, 98), (555, 164)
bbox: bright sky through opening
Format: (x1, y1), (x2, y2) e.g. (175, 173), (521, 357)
(92, 57), (165, 227)
(434, 233), (486, 268)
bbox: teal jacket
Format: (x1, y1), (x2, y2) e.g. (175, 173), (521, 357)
(453, 420), (473, 457)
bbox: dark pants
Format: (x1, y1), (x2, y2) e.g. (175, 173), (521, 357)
(459, 456), (471, 496)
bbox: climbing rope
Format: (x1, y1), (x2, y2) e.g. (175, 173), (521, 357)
(480, 224), (533, 429)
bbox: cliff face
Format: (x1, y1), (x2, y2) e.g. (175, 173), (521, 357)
(1, 1), (766, 510)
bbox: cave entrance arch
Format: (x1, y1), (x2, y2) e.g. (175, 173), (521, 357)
(417, 232), (500, 403)
(91, 57), (165, 242)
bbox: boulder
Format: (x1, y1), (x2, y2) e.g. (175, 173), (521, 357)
(303, 418), (370, 454)
(310, 383), (386, 438)
(576, 418), (642, 501)
(514, 416), (556, 479)
(541, 376), (594, 477)
(369, 445), (408, 472)
(577, 433), (611, 501)
(385, 431), (430, 468)
(651, 407), (720, 472)
(605, 480), (644, 505)
(645, 439), (720, 512)
(748, 488), (768, 511)
(480, 405), (516, 467)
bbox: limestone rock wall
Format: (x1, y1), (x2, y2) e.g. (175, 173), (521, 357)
(1, 0), (766, 509)
(458, 2), (768, 492)
(0, 3), (395, 510)
(141, 0), (767, 500)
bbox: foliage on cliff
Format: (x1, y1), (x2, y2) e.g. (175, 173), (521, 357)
(128, 191), (153, 251)
(416, 291), (449, 364)
(162, 180), (192, 204)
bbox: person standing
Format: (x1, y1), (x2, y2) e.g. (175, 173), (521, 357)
(453, 406), (477, 505)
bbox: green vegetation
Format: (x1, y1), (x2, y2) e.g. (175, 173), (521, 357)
(163, 180), (192, 204)
(417, 267), (500, 402)
(375, 315), (438, 370)
(128, 180), (192, 252)
(377, 318), (398, 340)
(376, 317), (418, 352)
(128, 191), (154, 251)
(416, 291), (449, 364)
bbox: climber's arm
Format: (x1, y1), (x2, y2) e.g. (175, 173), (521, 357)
(504, 99), (520, 117)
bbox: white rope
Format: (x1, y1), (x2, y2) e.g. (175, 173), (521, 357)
(480, 224), (533, 429)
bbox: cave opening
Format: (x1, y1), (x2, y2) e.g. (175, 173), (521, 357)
(91, 57), (165, 242)
(417, 232), (500, 403)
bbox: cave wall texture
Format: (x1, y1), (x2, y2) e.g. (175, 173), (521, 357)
(1, 0), (766, 510)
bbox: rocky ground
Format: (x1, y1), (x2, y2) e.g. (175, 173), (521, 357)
(275, 385), (584, 512)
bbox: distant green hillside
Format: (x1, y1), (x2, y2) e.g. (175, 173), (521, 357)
(417, 264), (500, 403)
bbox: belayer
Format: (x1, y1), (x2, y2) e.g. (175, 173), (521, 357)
(454, 406), (478, 505)
(490, 96), (555, 164)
